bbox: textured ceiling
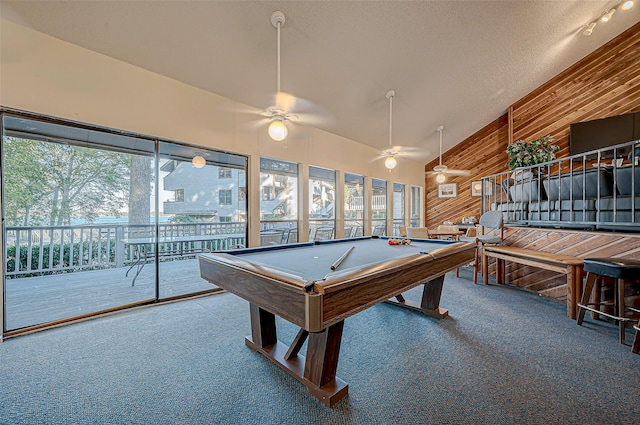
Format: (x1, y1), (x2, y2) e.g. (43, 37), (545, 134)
(2, 1), (639, 163)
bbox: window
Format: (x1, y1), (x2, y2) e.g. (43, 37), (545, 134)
(174, 189), (184, 202)
(344, 173), (364, 238)
(372, 178), (387, 236)
(309, 166), (336, 240)
(219, 216), (232, 222)
(260, 157), (298, 246)
(218, 168), (232, 179)
(219, 189), (232, 205)
(410, 185), (423, 227)
(393, 183), (405, 236)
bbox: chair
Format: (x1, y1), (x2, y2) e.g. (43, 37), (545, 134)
(458, 210), (504, 284)
(314, 227), (334, 241)
(632, 320), (640, 354)
(406, 227), (430, 239)
(577, 258), (640, 346)
(372, 225), (386, 236)
(399, 226), (407, 237)
(260, 230), (284, 246)
(456, 226), (477, 278)
(436, 224), (460, 240)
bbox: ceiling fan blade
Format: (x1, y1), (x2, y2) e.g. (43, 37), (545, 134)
(274, 91), (297, 113)
(446, 169), (471, 176)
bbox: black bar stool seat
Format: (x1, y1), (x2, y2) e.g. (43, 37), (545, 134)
(577, 258), (640, 346)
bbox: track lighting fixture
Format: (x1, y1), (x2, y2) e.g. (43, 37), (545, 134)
(582, 1), (633, 36)
(601, 8), (616, 22)
(583, 22), (597, 36)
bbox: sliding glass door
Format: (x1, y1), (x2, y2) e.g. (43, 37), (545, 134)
(156, 142), (247, 298)
(2, 115), (156, 331)
(1, 114), (249, 334)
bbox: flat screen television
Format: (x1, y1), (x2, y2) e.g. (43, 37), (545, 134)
(570, 111), (640, 157)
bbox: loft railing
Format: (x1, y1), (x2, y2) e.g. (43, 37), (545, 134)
(5, 221), (247, 278)
(481, 139), (640, 232)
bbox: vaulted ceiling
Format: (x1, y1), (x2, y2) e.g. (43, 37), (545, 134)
(2, 1), (638, 162)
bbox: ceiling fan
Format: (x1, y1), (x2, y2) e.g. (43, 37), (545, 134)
(426, 125), (470, 182)
(261, 11), (333, 141)
(376, 90), (426, 170)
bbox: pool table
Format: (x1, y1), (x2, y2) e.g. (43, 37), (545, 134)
(198, 236), (475, 406)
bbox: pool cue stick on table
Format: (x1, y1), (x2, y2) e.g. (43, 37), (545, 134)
(331, 246), (355, 270)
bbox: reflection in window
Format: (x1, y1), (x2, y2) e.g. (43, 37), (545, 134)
(344, 173), (364, 238)
(372, 178), (387, 236)
(393, 183), (405, 236)
(309, 166), (336, 240)
(218, 168), (232, 179)
(410, 185), (423, 227)
(260, 157), (298, 245)
(174, 189), (185, 202)
(219, 189), (232, 205)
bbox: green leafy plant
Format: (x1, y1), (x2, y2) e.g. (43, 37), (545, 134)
(506, 135), (560, 170)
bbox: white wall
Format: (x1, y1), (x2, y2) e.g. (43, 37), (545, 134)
(0, 18), (426, 241)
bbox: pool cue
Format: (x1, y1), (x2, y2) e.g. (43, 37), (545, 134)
(331, 246), (355, 270)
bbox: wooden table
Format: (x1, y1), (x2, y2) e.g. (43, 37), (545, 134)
(429, 230), (464, 240)
(482, 245), (584, 319)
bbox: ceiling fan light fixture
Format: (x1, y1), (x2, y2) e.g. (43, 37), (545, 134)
(268, 118), (288, 141)
(436, 173), (446, 183)
(192, 155), (206, 168)
(384, 156), (398, 170)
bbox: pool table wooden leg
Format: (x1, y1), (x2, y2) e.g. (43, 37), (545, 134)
(385, 275), (448, 318)
(245, 303), (349, 407)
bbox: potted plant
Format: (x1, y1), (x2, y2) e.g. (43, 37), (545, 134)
(506, 135), (560, 170)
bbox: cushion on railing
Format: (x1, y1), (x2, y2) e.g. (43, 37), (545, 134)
(492, 202), (529, 212)
(614, 166), (640, 196)
(509, 179), (546, 202)
(543, 168), (613, 200)
(596, 196), (640, 211)
(556, 199), (596, 211)
(597, 195), (640, 224)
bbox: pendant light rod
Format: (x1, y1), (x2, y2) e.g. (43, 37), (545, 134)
(271, 11), (286, 93)
(386, 90), (395, 147)
(437, 125), (444, 166)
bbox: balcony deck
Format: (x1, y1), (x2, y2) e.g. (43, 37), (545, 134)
(5, 258), (217, 332)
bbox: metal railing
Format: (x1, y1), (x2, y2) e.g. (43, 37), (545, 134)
(481, 139), (639, 232)
(5, 222), (247, 277)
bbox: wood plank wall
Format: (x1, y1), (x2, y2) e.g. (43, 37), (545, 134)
(425, 22), (640, 305)
(426, 21), (640, 229)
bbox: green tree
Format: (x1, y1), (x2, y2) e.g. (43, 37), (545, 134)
(3, 137), (130, 226)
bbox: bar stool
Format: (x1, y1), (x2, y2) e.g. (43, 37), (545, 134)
(577, 258), (640, 345)
(633, 321), (640, 354)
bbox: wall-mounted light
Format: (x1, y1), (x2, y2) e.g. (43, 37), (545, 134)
(192, 155), (206, 168)
(436, 173), (446, 184)
(384, 156), (398, 170)
(268, 118), (288, 141)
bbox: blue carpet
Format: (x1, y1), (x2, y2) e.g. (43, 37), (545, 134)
(1, 271), (638, 424)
